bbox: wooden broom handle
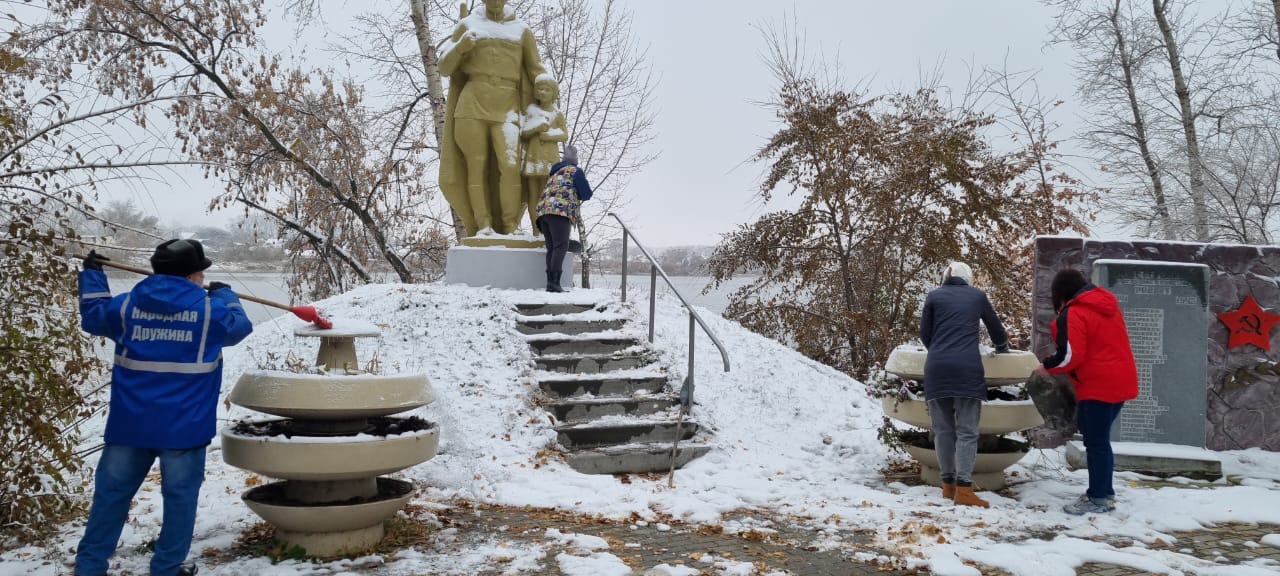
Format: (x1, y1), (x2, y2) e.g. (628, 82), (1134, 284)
(75, 254), (293, 312)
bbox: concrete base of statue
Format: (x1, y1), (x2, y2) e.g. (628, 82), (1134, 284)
(445, 245), (576, 290)
(460, 235), (545, 249)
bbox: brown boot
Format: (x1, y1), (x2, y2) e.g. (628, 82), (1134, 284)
(953, 485), (989, 508)
(941, 482), (956, 500)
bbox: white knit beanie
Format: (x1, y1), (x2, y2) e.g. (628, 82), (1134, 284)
(946, 262), (973, 284)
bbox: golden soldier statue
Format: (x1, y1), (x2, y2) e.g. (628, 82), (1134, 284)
(438, 0), (548, 237)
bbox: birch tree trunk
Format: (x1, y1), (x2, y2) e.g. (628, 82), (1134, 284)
(538, 0), (657, 290)
(409, 0), (467, 241)
(1153, 0), (1209, 240)
(1272, 0), (1280, 62)
(1112, 0), (1173, 238)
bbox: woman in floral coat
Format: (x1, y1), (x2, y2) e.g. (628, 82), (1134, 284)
(535, 144), (592, 292)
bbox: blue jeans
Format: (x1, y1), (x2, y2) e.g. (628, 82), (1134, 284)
(75, 443), (207, 576)
(927, 397), (983, 486)
(1077, 400), (1125, 500)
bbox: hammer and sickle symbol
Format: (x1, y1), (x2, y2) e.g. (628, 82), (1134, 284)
(1240, 314), (1263, 335)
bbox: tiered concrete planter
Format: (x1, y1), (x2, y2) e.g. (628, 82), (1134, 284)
(222, 426), (439, 482)
(885, 344), (1040, 385)
(221, 319), (438, 557)
(880, 396), (1045, 436)
(883, 345), (1042, 490)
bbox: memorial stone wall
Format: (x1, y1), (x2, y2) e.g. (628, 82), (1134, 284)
(1034, 236), (1280, 451)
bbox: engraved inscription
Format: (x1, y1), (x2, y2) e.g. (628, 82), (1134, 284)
(1120, 307), (1172, 439)
(1099, 262), (1209, 446)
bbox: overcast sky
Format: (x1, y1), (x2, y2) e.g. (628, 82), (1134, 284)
(620, 0), (1077, 246)
(116, 0), (1079, 248)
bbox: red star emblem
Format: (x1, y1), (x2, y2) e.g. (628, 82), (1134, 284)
(1217, 294), (1280, 351)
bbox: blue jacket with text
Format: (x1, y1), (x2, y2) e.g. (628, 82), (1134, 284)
(80, 270), (253, 449)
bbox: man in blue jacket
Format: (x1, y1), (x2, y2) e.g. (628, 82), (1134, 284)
(919, 262), (1010, 508)
(74, 239), (253, 576)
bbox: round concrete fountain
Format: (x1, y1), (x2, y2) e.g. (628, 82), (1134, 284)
(882, 344), (1043, 490)
(222, 319), (439, 556)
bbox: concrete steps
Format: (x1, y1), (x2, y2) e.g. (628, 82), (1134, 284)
(546, 395), (678, 424)
(555, 420), (699, 449)
(535, 352), (655, 374)
(525, 335), (643, 356)
(566, 442), (713, 475)
(516, 318), (627, 335)
(515, 302), (596, 316)
(537, 374), (668, 398)
(514, 298), (710, 475)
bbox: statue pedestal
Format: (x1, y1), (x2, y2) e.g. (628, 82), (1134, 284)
(444, 246), (576, 290)
(460, 236), (545, 249)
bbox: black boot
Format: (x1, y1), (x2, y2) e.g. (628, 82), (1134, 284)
(546, 271), (564, 293)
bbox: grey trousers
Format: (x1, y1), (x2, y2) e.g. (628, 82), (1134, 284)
(927, 397), (983, 486)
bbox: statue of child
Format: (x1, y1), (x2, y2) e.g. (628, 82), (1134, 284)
(521, 73), (568, 236)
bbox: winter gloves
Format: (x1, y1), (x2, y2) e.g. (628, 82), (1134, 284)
(83, 250), (109, 271)
(986, 342), (1013, 357)
(206, 281), (231, 294)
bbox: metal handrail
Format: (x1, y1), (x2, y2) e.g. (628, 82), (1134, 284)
(606, 213), (730, 410)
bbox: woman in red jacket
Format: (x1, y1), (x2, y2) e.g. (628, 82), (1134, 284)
(1037, 268), (1138, 515)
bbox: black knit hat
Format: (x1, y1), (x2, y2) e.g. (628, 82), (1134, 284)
(151, 239), (212, 277)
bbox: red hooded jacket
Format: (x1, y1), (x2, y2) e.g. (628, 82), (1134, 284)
(1043, 284), (1139, 403)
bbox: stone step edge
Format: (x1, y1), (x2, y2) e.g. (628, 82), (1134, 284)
(528, 344), (650, 358)
(535, 350), (655, 359)
(513, 302), (602, 309)
(546, 393), (675, 405)
(563, 443), (712, 475)
(567, 441), (712, 455)
(536, 384), (666, 399)
(522, 330), (641, 342)
(535, 381), (665, 399)
(515, 312), (629, 322)
(535, 394), (671, 409)
(533, 372), (668, 382)
(532, 369), (668, 382)
(511, 304), (603, 316)
(553, 417), (693, 432)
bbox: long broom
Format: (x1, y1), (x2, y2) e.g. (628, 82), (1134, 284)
(75, 254), (333, 329)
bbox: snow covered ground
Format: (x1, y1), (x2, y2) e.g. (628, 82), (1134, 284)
(4, 282), (1280, 575)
